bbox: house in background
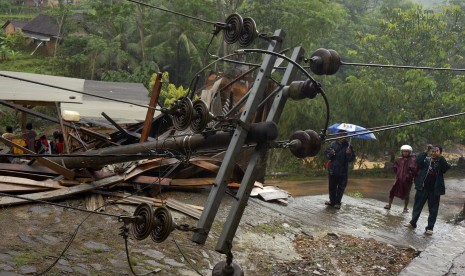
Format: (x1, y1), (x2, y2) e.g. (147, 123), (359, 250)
(1, 20), (28, 35)
(20, 14), (61, 55)
(15, 0), (80, 7)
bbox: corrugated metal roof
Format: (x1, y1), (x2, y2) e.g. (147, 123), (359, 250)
(0, 71), (84, 103)
(61, 80), (158, 124)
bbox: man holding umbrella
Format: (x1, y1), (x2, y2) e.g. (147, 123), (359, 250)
(325, 130), (356, 209)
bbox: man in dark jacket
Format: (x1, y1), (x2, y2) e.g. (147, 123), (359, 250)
(325, 131), (356, 209)
(405, 144), (451, 235)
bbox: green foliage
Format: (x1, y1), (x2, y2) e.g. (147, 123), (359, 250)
(147, 71), (189, 107)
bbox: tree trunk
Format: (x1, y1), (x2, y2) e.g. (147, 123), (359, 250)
(136, 5), (146, 62)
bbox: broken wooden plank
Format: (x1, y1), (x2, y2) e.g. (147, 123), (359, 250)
(0, 163), (59, 176)
(0, 169), (55, 180)
(170, 178), (215, 186)
(166, 198), (202, 219)
(130, 175), (171, 186)
(0, 176), (64, 189)
(0, 183), (48, 193)
(0, 136), (75, 180)
(0, 175), (123, 206)
(189, 160), (220, 173)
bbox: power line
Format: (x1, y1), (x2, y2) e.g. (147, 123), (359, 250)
(325, 110), (465, 142)
(126, 0), (216, 25)
(341, 62), (465, 72)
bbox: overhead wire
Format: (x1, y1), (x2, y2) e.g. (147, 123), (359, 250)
(324, 110), (465, 142)
(126, 0), (216, 25)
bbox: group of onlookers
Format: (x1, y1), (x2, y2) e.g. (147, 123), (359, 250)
(325, 131), (450, 236)
(1, 123), (65, 159)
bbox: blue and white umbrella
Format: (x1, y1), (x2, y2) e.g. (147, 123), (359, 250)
(328, 123), (376, 140)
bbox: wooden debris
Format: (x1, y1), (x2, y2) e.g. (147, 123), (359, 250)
(85, 193), (105, 211)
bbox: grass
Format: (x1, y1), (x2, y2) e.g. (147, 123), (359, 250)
(346, 191), (364, 198)
(13, 250), (38, 266)
(0, 54), (60, 75)
(258, 223), (286, 234)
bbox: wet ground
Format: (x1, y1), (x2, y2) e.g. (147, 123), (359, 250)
(0, 176), (464, 275)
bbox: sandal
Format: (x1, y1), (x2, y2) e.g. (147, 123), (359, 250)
(325, 201), (334, 206)
(403, 208), (409, 213)
(334, 204), (341, 209)
(384, 205), (391, 210)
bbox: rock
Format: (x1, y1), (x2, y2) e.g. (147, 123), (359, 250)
(28, 206), (50, 214)
(18, 233), (34, 244)
(72, 266), (89, 274)
(164, 258), (185, 267)
(57, 265), (73, 273)
(140, 249), (165, 260)
(84, 241), (110, 252)
(42, 234), (59, 244)
(0, 263), (14, 271)
(90, 263), (103, 271)
(0, 254), (13, 262)
(201, 250), (209, 258)
(19, 265), (36, 274)
(312, 270), (323, 275)
(58, 259), (70, 266)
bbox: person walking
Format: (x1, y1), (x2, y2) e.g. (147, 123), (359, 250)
(384, 145), (418, 212)
(404, 144), (451, 235)
(324, 131), (356, 209)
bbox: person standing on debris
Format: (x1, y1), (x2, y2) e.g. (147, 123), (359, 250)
(324, 131), (356, 209)
(23, 122), (37, 152)
(405, 144), (451, 235)
(384, 145), (418, 212)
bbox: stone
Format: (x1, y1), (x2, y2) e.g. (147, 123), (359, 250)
(19, 265), (36, 274)
(18, 233), (34, 244)
(28, 206), (50, 214)
(57, 265), (74, 273)
(107, 258), (126, 268)
(140, 249), (165, 260)
(144, 260), (164, 268)
(90, 263), (103, 271)
(72, 266), (89, 275)
(201, 250), (209, 258)
(0, 263), (14, 271)
(84, 241), (110, 252)
(0, 254), (13, 262)
(58, 259), (70, 266)
(163, 258), (185, 267)
(42, 234), (59, 244)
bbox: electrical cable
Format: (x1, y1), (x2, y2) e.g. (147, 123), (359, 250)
(0, 192), (120, 218)
(340, 61), (465, 72)
(324, 110), (465, 142)
(236, 48), (330, 135)
(126, 0), (216, 25)
(172, 238), (204, 276)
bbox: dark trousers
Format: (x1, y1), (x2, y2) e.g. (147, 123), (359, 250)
(328, 173), (348, 204)
(410, 188), (441, 230)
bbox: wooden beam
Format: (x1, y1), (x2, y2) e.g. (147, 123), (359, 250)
(0, 174), (123, 206)
(0, 176), (64, 189)
(140, 73), (162, 142)
(0, 136), (75, 180)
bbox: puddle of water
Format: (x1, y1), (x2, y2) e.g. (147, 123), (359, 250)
(269, 177), (465, 217)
